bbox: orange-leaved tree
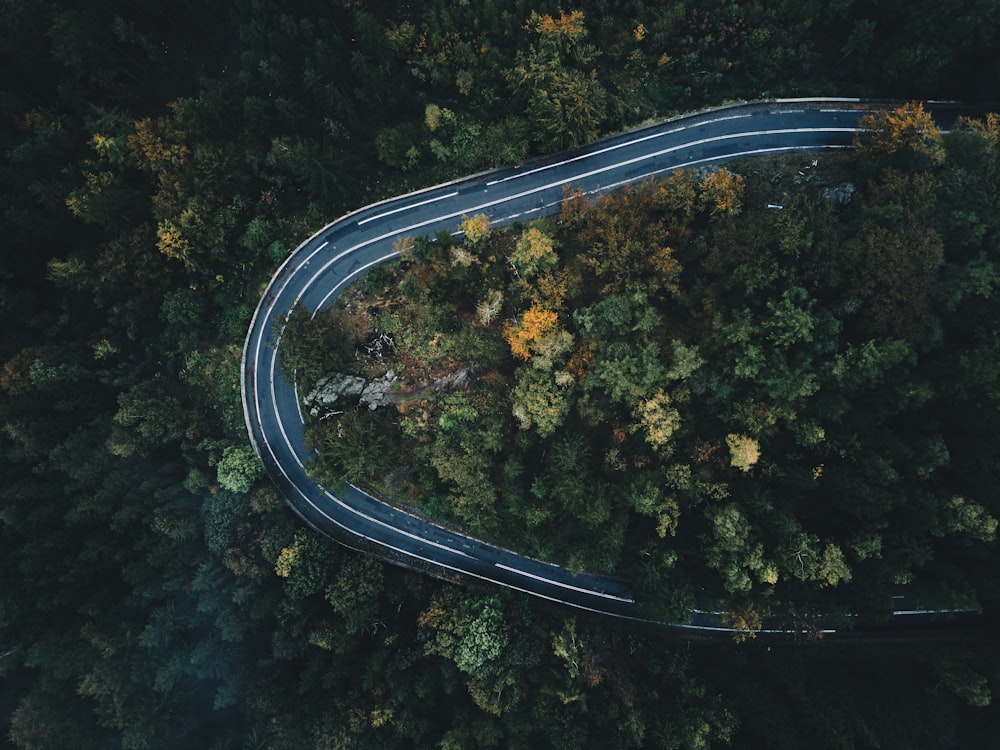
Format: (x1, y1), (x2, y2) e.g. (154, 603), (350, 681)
(503, 305), (558, 360)
(855, 101), (944, 167)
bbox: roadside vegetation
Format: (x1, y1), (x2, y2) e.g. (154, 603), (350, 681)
(296, 106), (1000, 633)
(2, 1), (999, 747)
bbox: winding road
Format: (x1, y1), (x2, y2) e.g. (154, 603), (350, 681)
(242, 99), (967, 633)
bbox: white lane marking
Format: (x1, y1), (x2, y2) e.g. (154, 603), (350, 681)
(495, 563), (634, 603)
(255, 125), (858, 472)
(698, 113), (754, 125)
(247, 237), (332, 420)
(598, 144), (851, 193)
(250, 109), (964, 632)
(357, 191), (460, 225)
(240, 100), (861, 440)
(269, 329), (313, 468)
(295, 240), (329, 270)
(436, 128), (862, 225)
(254, 125), (862, 580)
(292, 370), (305, 424)
(290, 127), (861, 319)
(247, 115), (871, 621)
(263, 273), (641, 591)
(279, 241), (383, 324)
(672, 624), (838, 634)
(262, 334), (473, 559)
(312, 252), (400, 317)
(260, 288), (475, 561)
(250, 123), (859, 393)
(776, 97), (860, 103)
(253, 412), (648, 620)
(486, 112), (755, 186)
(326, 490), (471, 558)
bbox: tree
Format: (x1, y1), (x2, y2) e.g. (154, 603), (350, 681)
(510, 226), (558, 278)
(264, 134), (358, 207)
(719, 287), (836, 412)
(475, 290), (504, 326)
(274, 529), (338, 600)
(726, 433), (760, 473)
(308, 409), (397, 485)
(525, 67), (608, 151)
(419, 592), (508, 675)
(855, 102), (945, 168)
(511, 10), (608, 151)
(216, 444), (263, 493)
(522, 426), (622, 571)
(813, 543), (852, 587)
(721, 598), (764, 643)
(324, 552), (385, 638)
(704, 504), (769, 593)
(632, 389), (681, 450)
(427, 394), (503, 530)
(572, 186), (681, 296)
(588, 339), (666, 405)
(503, 305), (560, 360)
(845, 221), (944, 340)
(700, 168), (745, 217)
(511, 366), (574, 438)
(459, 213), (491, 246)
(129, 106), (190, 173)
(112, 379), (190, 455)
(931, 651), (993, 708)
(942, 496), (998, 543)
(526, 10), (588, 42)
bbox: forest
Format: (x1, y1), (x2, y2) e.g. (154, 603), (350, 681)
(295, 105), (1000, 631)
(1, 1), (999, 748)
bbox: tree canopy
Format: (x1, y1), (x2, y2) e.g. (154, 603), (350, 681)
(3, 0), (1000, 746)
(300, 118), (1000, 635)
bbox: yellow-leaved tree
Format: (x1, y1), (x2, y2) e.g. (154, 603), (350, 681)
(726, 433), (760, 472)
(632, 389), (681, 450)
(460, 213), (491, 245)
(510, 226), (558, 278)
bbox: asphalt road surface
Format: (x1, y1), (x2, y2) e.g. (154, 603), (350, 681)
(242, 98), (972, 634)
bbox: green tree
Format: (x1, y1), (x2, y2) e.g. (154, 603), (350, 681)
(111, 380), (189, 455)
(813, 543), (853, 587)
(216, 444), (263, 493)
(704, 504), (769, 593)
(510, 226), (559, 278)
(511, 10), (608, 151)
(419, 592), (508, 675)
(511, 366), (574, 438)
(324, 412), (395, 485)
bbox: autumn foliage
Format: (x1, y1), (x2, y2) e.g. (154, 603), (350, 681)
(699, 168), (745, 216)
(527, 9), (587, 39)
(503, 305), (559, 360)
(128, 104), (190, 174)
(459, 213), (491, 245)
(856, 101), (944, 164)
